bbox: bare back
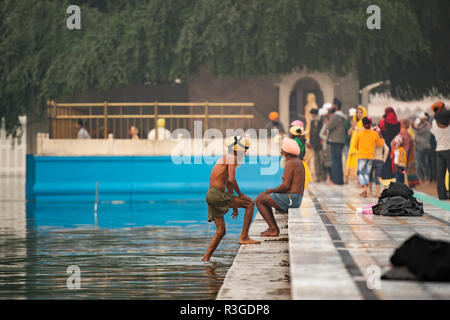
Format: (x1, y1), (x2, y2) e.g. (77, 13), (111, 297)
(284, 157), (305, 194)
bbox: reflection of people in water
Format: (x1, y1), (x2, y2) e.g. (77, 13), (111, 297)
(203, 262), (224, 295)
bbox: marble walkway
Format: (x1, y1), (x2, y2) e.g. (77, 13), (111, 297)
(217, 182), (450, 300)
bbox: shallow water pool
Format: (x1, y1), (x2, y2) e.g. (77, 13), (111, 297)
(0, 193), (252, 299)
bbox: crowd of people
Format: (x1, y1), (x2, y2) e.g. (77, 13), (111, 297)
(75, 99), (449, 200)
(267, 99), (450, 200)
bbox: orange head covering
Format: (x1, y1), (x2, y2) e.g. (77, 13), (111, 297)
(281, 137), (300, 156)
(269, 111), (279, 121)
(431, 101), (445, 114)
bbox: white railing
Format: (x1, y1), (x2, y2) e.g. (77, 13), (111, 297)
(0, 116), (26, 176)
(35, 133), (283, 157)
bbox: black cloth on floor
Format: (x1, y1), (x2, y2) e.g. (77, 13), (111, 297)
(372, 196), (424, 216)
(381, 266), (417, 281)
(386, 234), (450, 282)
(372, 182), (423, 216)
(379, 182), (414, 200)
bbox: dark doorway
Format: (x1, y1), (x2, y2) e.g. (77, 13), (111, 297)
(289, 78), (324, 123)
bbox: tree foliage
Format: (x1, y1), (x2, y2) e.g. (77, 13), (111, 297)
(0, 0), (448, 137)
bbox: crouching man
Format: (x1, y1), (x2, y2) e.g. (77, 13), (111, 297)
(202, 136), (260, 262)
(256, 137), (305, 237)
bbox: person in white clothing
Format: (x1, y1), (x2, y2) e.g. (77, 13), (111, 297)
(430, 101), (450, 200)
(76, 119), (91, 139)
(148, 118), (171, 140)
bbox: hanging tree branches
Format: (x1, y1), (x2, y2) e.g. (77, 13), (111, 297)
(0, 0), (448, 137)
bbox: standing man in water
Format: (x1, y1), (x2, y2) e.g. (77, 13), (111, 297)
(255, 137), (305, 237)
(202, 136), (260, 262)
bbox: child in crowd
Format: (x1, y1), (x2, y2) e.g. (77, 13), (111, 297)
(369, 124), (390, 196)
(391, 135), (407, 184)
(289, 125), (312, 189)
(289, 125), (306, 160)
(354, 117), (385, 197)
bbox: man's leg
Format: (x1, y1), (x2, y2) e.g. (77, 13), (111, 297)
(255, 192), (281, 237)
(229, 197), (261, 245)
(202, 217), (226, 261)
(330, 143), (344, 185)
(357, 159), (369, 197)
(415, 149), (424, 183)
(422, 149), (431, 183)
(330, 143), (338, 184)
(314, 149), (322, 182)
(337, 143), (344, 184)
(374, 161), (382, 197)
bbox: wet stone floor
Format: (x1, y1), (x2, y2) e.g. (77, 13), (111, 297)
(219, 181), (449, 300)
(291, 182), (449, 300)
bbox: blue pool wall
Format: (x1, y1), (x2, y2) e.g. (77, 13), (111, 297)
(26, 155), (283, 202)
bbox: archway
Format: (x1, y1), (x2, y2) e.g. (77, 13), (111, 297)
(289, 77), (324, 123)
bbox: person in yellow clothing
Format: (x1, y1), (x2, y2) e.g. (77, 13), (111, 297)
(345, 106), (367, 183)
(391, 135), (407, 184)
(289, 126), (312, 189)
(354, 117), (385, 197)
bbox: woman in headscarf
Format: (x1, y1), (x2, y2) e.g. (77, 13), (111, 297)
(379, 107), (400, 184)
(345, 106), (367, 184)
(303, 94), (318, 171)
(400, 119), (419, 187)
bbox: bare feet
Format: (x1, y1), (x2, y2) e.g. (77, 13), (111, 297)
(201, 256), (210, 262)
(239, 237), (261, 245)
(260, 228), (280, 237)
(360, 189), (368, 198)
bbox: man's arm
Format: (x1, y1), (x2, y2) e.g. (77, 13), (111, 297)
(226, 181), (233, 194)
(228, 163), (251, 201)
(266, 161), (294, 194)
(227, 163), (242, 195)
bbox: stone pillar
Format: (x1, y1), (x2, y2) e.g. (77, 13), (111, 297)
(278, 84), (291, 132)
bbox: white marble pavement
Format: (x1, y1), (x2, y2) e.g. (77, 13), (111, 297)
(218, 182), (450, 300)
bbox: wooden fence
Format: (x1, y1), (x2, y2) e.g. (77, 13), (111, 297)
(47, 101), (255, 139)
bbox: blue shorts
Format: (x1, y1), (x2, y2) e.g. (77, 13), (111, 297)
(270, 193), (303, 213)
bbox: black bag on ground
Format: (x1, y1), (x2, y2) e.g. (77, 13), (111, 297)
(388, 234), (450, 282)
(373, 196), (424, 216)
(372, 182), (423, 216)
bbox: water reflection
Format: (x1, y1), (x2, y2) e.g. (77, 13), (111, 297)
(0, 178), (247, 299)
